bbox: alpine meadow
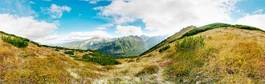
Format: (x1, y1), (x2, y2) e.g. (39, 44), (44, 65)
(1, 0), (265, 84)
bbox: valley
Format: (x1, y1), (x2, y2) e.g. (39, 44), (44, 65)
(59, 35), (166, 57)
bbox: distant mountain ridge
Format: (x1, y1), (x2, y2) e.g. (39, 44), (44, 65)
(58, 35), (166, 57)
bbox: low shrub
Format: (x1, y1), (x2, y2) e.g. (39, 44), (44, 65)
(164, 63), (191, 78)
(176, 36), (204, 51)
(1, 35), (29, 48)
(64, 50), (74, 55)
(159, 45), (170, 52)
(82, 52), (120, 65)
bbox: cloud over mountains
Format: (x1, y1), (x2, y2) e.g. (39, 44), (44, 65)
(0, 14), (57, 40)
(0, 0), (265, 44)
(101, 0), (238, 35)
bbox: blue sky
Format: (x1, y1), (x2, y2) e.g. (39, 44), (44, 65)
(232, 0), (265, 19)
(0, 0), (265, 44)
(31, 0), (113, 34)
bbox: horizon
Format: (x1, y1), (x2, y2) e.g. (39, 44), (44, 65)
(0, 0), (265, 44)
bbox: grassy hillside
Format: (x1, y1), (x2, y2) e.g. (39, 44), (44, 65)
(141, 23), (264, 55)
(90, 23), (265, 83)
(0, 31), (119, 83)
(126, 23), (265, 83)
(1, 23), (265, 83)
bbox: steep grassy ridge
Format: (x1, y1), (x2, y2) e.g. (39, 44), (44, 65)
(141, 23), (264, 56)
(132, 27), (265, 83)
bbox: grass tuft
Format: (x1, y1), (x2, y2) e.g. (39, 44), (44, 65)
(135, 65), (159, 77)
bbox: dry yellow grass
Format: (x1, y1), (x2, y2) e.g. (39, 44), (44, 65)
(0, 33), (107, 84)
(126, 28), (265, 83)
(1, 27), (265, 84)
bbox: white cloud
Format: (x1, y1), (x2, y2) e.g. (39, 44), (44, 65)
(81, 0), (111, 4)
(253, 9), (265, 15)
(96, 27), (108, 31)
(39, 30), (112, 44)
(101, 0), (238, 35)
(95, 23), (114, 30)
(89, 0), (101, 4)
(0, 14), (57, 40)
(115, 25), (143, 36)
(49, 4), (71, 19)
(67, 31), (112, 41)
(0, 0), (35, 16)
(236, 14), (265, 30)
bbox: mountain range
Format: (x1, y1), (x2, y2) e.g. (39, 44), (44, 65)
(58, 35), (166, 57)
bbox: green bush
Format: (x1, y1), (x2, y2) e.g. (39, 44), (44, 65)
(64, 50), (74, 55)
(176, 36), (204, 51)
(82, 52), (120, 65)
(1, 35), (29, 48)
(159, 45), (170, 52)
